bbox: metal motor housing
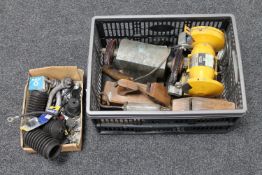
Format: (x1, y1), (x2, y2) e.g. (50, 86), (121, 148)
(113, 39), (171, 82)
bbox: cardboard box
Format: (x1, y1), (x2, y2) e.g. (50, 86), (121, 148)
(20, 66), (84, 153)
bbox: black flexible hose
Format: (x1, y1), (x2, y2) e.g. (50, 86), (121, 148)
(42, 120), (66, 142)
(26, 91), (48, 116)
(23, 129), (61, 159)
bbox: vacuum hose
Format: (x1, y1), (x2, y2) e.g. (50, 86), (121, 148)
(42, 120), (66, 141)
(26, 91), (48, 116)
(23, 129), (61, 159)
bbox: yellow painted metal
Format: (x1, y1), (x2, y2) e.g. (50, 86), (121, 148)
(185, 26), (225, 97)
(187, 79), (224, 97)
(189, 66), (215, 80)
(191, 43), (215, 56)
(186, 26), (225, 51)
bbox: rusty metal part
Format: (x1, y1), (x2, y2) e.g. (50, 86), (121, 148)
(117, 79), (140, 95)
(104, 39), (116, 65)
(146, 83), (171, 107)
(116, 79), (171, 107)
(102, 65), (133, 80)
(117, 79), (147, 95)
(102, 81), (154, 105)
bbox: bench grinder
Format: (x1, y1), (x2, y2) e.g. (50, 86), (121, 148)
(183, 25), (226, 97)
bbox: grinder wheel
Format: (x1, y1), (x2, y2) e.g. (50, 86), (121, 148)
(168, 48), (184, 84)
(104, 39), (117, 65)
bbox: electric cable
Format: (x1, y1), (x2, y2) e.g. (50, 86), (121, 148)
(134, 56), (169, 81)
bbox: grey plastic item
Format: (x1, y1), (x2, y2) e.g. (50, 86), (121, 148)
(86, 14), (247, 134)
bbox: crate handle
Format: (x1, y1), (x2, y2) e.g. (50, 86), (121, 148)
(149, 24), (175, 32)
(232, 50), (239, 83)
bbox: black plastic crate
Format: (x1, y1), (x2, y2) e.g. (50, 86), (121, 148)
(94, 118), (237, 134)
(86, 14), (247, 134)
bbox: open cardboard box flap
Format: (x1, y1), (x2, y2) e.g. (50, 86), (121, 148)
(21, 66), (84, 153)
(29, 66), (84, 81)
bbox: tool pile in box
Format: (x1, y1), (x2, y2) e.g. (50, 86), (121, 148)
(18, 66), (84, 160)
(100, 25), (235, 111)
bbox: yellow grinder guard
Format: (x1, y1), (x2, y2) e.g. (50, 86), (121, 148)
(185, 26), (225, 97)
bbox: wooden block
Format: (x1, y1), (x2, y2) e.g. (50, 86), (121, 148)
(172, 98), (191, 111)
(172, 97), (235, 111)
(192, 97), (235, 110)
(116, 80), (171, 107)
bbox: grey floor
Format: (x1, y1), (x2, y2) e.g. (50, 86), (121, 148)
(0, 0), (262, 174)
